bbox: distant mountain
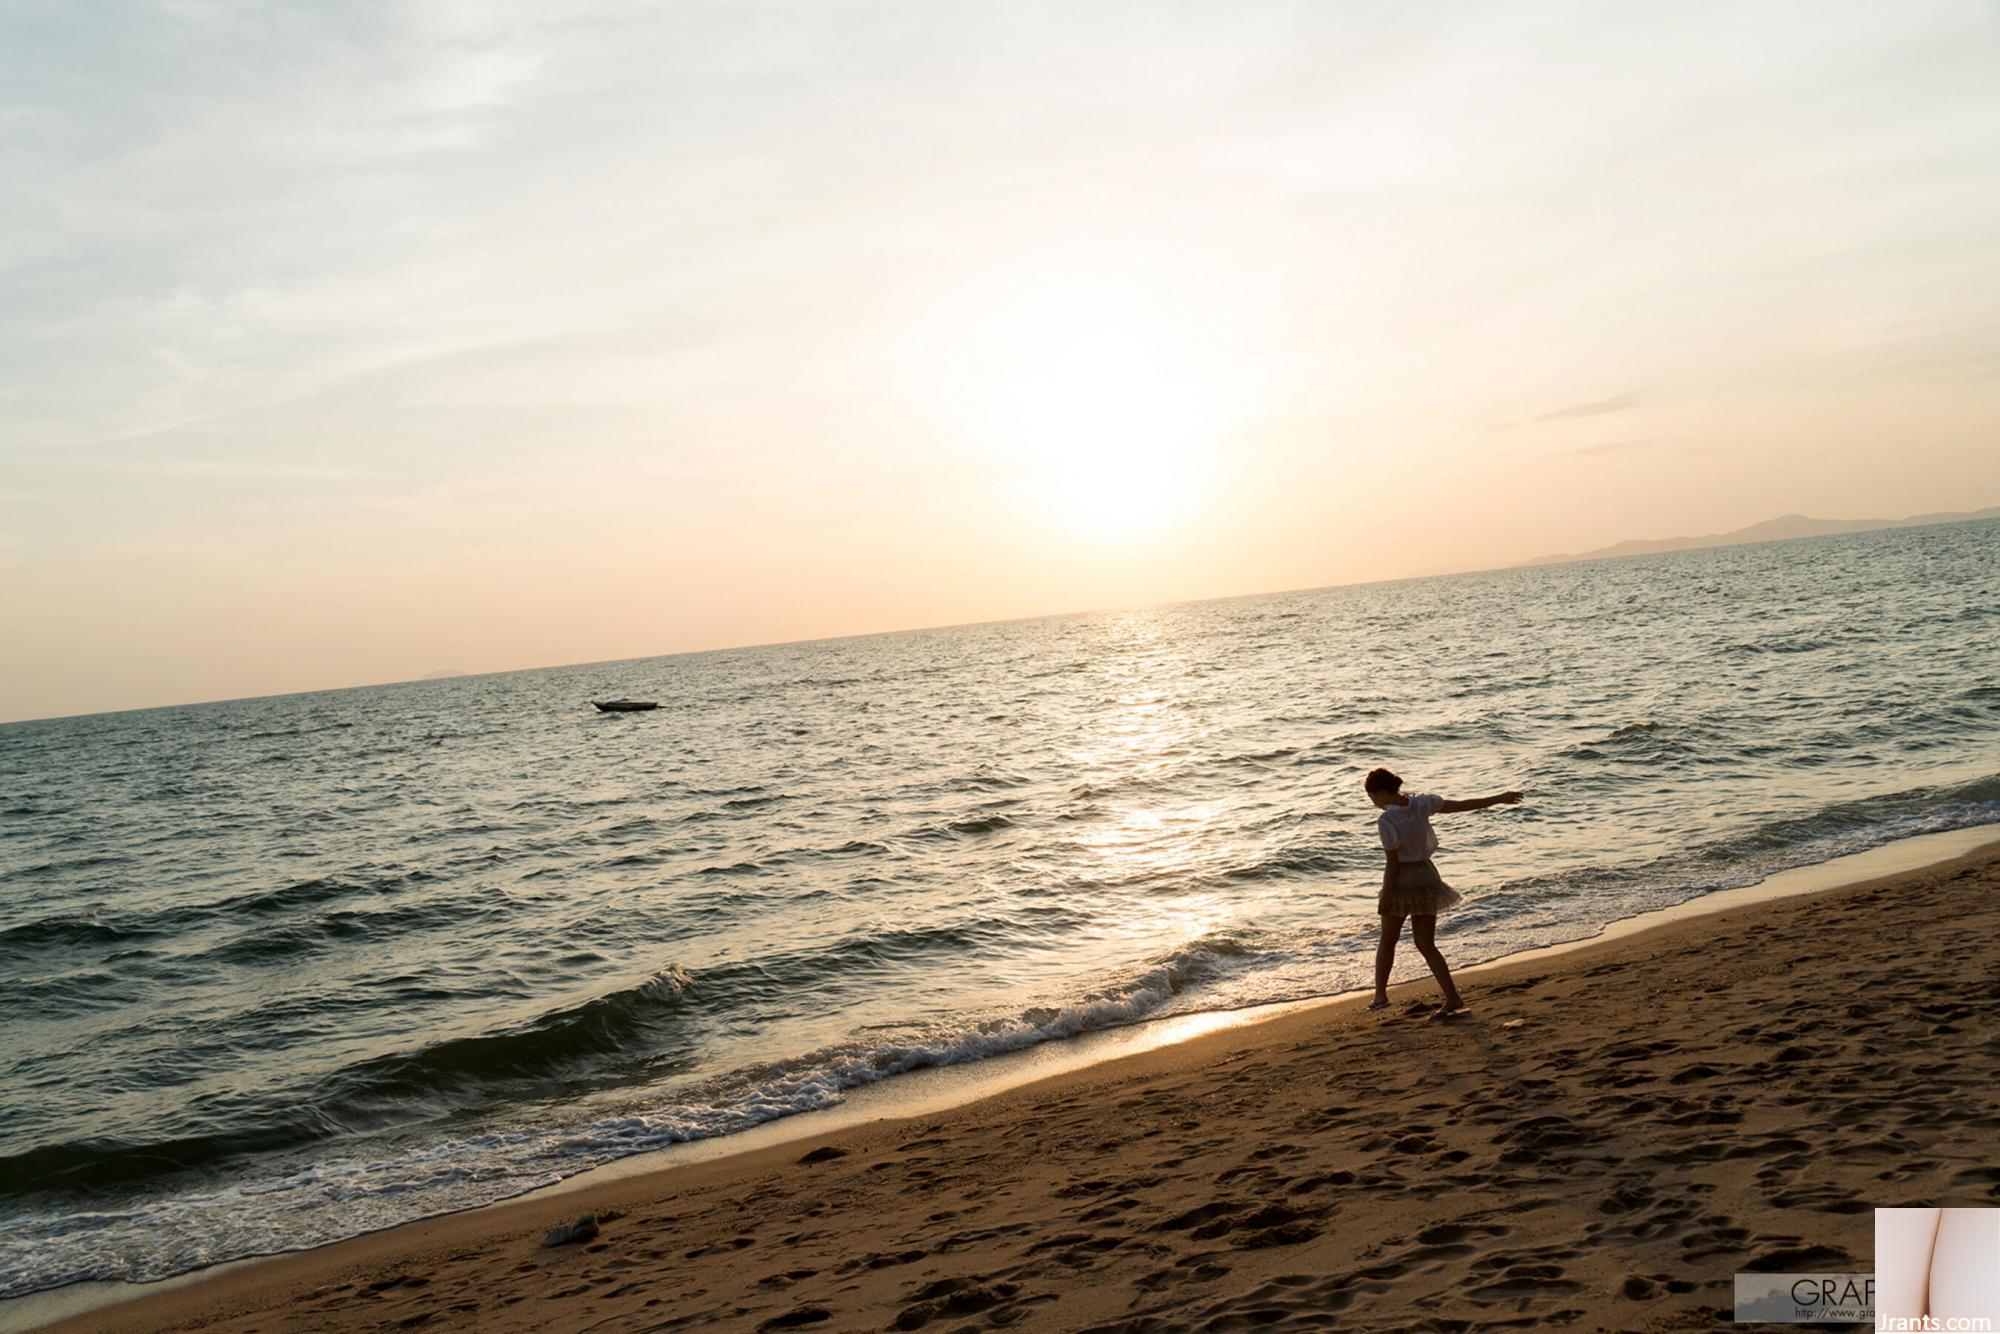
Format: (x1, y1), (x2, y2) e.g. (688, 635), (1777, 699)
(1522, 506), (2000, 567)
(421, 670), (469, 680)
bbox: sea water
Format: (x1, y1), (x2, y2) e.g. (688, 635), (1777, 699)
(3, 519), (1997, 1296)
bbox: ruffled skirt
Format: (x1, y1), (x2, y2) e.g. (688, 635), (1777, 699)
(1379, 859), (1463, 917)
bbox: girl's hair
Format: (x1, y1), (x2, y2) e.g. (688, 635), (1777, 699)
(1364, 767), (1403, 796)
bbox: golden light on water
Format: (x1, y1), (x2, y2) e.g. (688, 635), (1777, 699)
(1058, 618), (1251, 950)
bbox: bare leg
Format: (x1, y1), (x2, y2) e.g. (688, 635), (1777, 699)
(1874, 1207), (1942, 1322)
(1411, 914), (1465, 1013)
(1371, 913), (1404, 1009)
(1927, 1206), (2000, 1320)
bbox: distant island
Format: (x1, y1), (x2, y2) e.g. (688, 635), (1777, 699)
(421, 670), (469, 681)
(1522, 505), (2000, 567)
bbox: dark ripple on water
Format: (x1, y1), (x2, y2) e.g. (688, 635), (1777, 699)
(2, 520), (2000, 1296)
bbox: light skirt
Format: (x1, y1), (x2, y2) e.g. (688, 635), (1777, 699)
(1379, 859), (1463, 917)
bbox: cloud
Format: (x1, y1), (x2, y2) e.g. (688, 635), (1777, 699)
(1569, 437), (1655, 457)
(1534, 392), (1641, 422)
(90, 459), (376, 481)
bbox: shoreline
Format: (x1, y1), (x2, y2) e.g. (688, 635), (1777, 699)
(522, 818), (2000, 1193)
(14, 822), (2000, 1331)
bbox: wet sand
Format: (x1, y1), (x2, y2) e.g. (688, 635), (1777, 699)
(43, 840), (2000, 1332)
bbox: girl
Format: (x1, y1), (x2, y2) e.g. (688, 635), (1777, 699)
(1364, 768), (1522, 1021)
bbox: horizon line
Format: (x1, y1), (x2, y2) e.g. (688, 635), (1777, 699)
(14, 511), (1989, 728)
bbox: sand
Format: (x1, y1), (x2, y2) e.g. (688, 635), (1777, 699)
(40, 840), (2000, 1332)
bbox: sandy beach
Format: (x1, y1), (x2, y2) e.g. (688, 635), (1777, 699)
(39, 838), (2000, 1332)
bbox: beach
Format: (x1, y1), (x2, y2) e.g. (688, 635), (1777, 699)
(39, 836), (2000, 1332)
(10, 527), (1998, 1304)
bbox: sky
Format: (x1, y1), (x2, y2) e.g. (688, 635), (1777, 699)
(3, 1), (1998, 721)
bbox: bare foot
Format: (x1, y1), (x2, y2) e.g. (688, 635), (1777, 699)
(1427, 1005), (1471, 1024)
(1366, 997), (1389, 1011)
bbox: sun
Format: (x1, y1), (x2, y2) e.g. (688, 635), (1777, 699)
(908, 278), (1221, 545)
(1002, 328), (1209, 542)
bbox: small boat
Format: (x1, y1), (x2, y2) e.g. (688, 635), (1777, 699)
(592, 700), (660, 713)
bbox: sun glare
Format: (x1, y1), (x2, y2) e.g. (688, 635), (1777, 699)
(1008, 338), (1205, 542)
(910, 279), (1222, 545)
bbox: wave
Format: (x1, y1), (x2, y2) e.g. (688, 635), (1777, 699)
(695, 856), (792, 876)
(187, 899), (492, 968)
(1217, 837), (1364, 882)
(245, 722), (356, 740)
(0, 934), (1261, 1296)
(1470, 772), (2000, 919)
(0, 914), (148, 956)
(0, 907), (1103, 1204)
(1064, 770), (1180, 802)
(3, 968), (131, 1014)
(899, 812), (1020, 840)
(939, 770), (1034, 792)
(1562, 719), (1722, 762)
(1222, 745), (1300, 765)
(0, 873), (440, 964)
(1718, 632), (1838, 656)
(0, 966), (705, 1202)
(212, 873), (429, 917)
(1732, 773), (2000, 857)
(761, 932), (1259, 1084)
(0, 852), (129, 886)
(946, 812), (1016, 835)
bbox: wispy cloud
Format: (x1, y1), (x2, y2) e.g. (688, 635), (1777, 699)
(1488, 391), (1642, 432)
(77, 457), (376, 481)
(1534, 392), (1641, 422)
(1569, 437), (1655, 457)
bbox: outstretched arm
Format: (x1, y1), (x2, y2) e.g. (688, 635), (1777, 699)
(1437, 791), (1523, 814)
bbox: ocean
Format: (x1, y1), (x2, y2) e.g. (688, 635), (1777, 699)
(3, 519), (1997, 1299)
